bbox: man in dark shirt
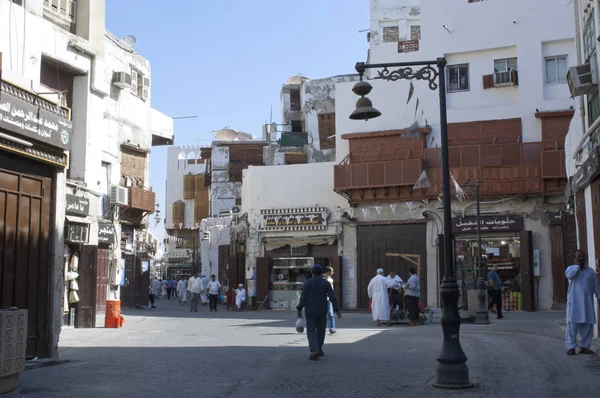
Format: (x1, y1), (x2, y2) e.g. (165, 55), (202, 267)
(297, 265), (341, 360)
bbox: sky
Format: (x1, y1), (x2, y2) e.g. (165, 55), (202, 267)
(105, 0), (369, 248)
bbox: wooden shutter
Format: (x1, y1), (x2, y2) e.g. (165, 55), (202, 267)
(194, 174), (205, 191)
(482, 74), (494, 89)
(285, 152), (307, 164)
(318, 113), (336, 150)
(183, 175), (195, 199)
(194, 174), (210, 224)
(172, 201), (185, 227)
(510, 70), (519, 86)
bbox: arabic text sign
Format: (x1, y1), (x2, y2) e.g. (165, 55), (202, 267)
(261, 212), (325, 230)
(398, 40), (419, 53)
(65, 194), (90, 216)
(0, 89), (72, 150)
(452, 216), (523, 234)
(98, 222), (116, 244)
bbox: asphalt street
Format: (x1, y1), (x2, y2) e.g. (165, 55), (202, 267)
(6, 299), (600, 398)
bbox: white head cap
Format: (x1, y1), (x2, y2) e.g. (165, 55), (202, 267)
(239, 284), (243, 287)
(377, 268), (384, 275)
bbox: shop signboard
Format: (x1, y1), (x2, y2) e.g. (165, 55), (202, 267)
(548, 212), (563, 226)
(65, 194), (90, 216)
(259, 207), (328, 231)
(572, 147), (600, 192)
(98, 222), (116, 244)
(0, 82), (72, 150)
(452, 216), (523, 234)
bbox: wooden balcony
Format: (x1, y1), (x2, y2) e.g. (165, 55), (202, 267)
(129, 187), (155, 212)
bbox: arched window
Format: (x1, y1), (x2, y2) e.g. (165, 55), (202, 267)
(178, 152), (186, 169)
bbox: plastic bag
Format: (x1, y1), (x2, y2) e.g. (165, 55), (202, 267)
(295, 317), (306, 333)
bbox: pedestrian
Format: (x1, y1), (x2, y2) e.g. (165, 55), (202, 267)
(387, 271), (404, 317)
(201, 274), (209, 305)
(166, 280), (174, 300)
(180, 277), (188, 304)
(368, 268), (391, 326)
(188, 273), (203, 312)
(150, 277), (161, 308)
(324, 266), (337, 334)
(404, 267), (421, 326)
(234, 284), (246, 311)
(487, 264), (504, 320)
(296, 265), (341, 361)
(565, 249), (600, 356)
(207, 275), (222, 312)
(160, 279), (166, 298)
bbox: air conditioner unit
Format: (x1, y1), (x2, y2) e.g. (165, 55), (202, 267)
(65, 224), (89, 244)
(231, 206), (241, 214)
(112, 72), (133, 89)
(567, 62), (598, 97)
(110, 185), (129, 206)
(493, 71), (517, 87)
(201, 231), (210, 240)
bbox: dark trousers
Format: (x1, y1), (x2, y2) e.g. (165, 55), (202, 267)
(149, 294), (156, 307)
(390, 292), (402, 311)
(209, 294), (219, 311)
(406, 295), (419, 322)
(306, 315), (327, 353)
(488, 289), (503, 318)
(167, 288), (173, 300)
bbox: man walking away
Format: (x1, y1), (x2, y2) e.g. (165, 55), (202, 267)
(207, 275), (222, 312)
(324, 266), (337, 334)
(297, 265), (341, 361)
(387, 271), (404, 317)
(405, 267), (421, 326)
(201, 274), (209, 305)
(166, 280), (173, 300)
(188, 273), (204, 312)
(487, 265), (504, 320)
(368, 269), (391, 326)
(565, 250), (600, 356)
(149, 277), (161, 308)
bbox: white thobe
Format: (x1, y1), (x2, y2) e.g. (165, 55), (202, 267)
(565, 265), (600, 349)
(235, 288), (246, 307)
(180, 280), (188, 302)
(368, 275), (391, 321)
(151, 280), (161, 296)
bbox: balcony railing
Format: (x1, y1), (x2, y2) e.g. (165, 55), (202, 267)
(43, 0), (77, 33)
(334, 159), (423, 190)
(129, 187), (155, 213)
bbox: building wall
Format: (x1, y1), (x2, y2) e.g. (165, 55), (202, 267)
(211, 145), (242, 216)
(200, 217), (232, 279)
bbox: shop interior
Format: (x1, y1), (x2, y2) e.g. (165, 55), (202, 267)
(455, 234), (523, 311)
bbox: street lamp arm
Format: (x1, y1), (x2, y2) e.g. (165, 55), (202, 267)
(355, 59), (447, 91)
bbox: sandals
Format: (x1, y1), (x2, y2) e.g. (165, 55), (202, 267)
(579, 347), (595, 354)
(309, 352), (319, 361)
(567, 349), (576, 356)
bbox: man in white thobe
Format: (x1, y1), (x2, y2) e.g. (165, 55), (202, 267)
(188, 273), (204, 312)
(565, 249), (600, 355)
(234, 284), (246, 311)
(201, 274), (209, 305)
(368, 268), (391, 326)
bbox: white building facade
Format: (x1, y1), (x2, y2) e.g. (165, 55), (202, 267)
(240, 0), (579, 313)
(564, 0), (600, 339)
(0, 0), (172, 355)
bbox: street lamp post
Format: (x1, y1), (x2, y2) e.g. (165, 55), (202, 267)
(350, 58), (471, 389)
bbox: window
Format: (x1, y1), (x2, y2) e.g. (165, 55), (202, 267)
(290, 89), (301, 111)
(131, 68), (150, 100)
(383, 26), (399, 43)
(411, 25), (421, 41)
(447, 64), (470, 92)
(584, 12), (596, 62)
(588, 89), (600, 126)
(291, 120), (303, 133)
(99, 162), (111, 218)
(545, 56), (568, 85)
(318, 113), (336, 150)
(494, 58), (518, 72)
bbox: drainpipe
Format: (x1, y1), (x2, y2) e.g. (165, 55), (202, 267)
(67, 40), (107, 97)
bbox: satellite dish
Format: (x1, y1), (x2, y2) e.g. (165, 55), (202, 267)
(122, 35), (137, 47)
(214, 128), (240, 141)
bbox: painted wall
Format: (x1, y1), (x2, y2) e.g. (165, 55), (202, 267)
(241, 162), (348, 279)
(211, 144), (242, 216)
(199, 216), (232, 281)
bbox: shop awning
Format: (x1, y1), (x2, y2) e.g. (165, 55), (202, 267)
(65, 215), (92, 224)
(262, 235), (337, 251)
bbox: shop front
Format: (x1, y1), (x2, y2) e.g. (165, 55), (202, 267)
(0, 76), (72, 357)
(451, 215), (536, 312)
(254, 207), (342, 310)
(120, 225), (150, 308)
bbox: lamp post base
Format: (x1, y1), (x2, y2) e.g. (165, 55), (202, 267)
(474, 277), (490, 324)
(434, 276), (472, 389)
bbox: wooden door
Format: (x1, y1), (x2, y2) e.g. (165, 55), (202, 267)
(357, 224), (427, 308)
(121, 255), (137, 307)
(520, 231), (535, 312)
(75, 246), (97, 328)
(256, 257), (269, 303)
(96, 248), (110, 311)
(218, 245), (230, 287)
(590, 178), (600, 323)
(0, 166), (51, 357)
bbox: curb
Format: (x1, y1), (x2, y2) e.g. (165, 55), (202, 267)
(25, 359), (71, 370)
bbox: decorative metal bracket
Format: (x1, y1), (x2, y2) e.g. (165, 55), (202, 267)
(375, 65), (439, 90)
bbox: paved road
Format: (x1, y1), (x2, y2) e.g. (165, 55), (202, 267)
(6, 300), (600, 398)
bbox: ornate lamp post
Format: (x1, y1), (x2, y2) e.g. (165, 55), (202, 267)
(349, 58), (471, 389)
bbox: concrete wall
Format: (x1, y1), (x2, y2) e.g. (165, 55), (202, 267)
(211, 145), (242, 216)
(200, 217), (232, 280)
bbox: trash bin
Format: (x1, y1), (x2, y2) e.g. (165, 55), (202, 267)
(0, 308), (27, 394)
(104, 300), (124, 328)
